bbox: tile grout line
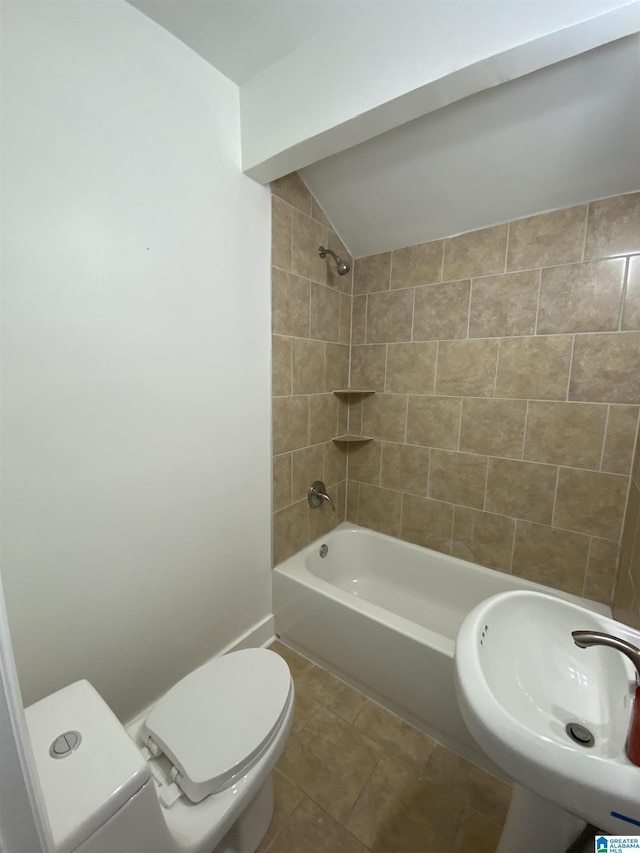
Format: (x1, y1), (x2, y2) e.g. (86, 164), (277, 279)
(598, 405), (611, 472)
(504, 221), (510, 273)
(618, 255), (630, 332)
(550, 464), (561, 529)
(581, 203), (590, 262)
(582, 536), (593, 598)
(565, 334), (576, 402)
(533, 268), (542, 335)
(520, 399), (530, 463)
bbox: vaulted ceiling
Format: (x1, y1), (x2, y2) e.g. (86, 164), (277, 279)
(128, 0), (640, 256)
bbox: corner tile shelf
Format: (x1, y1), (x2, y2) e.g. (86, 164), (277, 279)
(332, 389), (376, 398)
(332, 389), (375, 444)
(332, 434), (373, 444)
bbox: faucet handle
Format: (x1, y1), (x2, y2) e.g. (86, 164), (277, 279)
(308, 480), (336, 511)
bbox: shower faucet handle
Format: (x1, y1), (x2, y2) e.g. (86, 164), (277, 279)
(308, 480), (336, 511)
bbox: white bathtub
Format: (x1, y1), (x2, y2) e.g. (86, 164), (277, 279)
(273, 522), (610, 769)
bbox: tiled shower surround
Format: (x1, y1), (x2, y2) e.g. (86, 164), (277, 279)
(271, 176), (640, 614)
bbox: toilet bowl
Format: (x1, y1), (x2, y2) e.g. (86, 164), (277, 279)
(25, 647), (294, 853)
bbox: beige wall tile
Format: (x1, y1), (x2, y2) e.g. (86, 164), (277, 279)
(381, 442), (430, 495)
(429, 450), (488, 509)
(459, 398), (526, 459)
(273, 453), (292, 511)
(620, 480), (640, 577)
(451, 507), (515, 572)
(325, 343), (349, 392)
(310, 481), (345, 540)
(469, 270), (539, 338)
(623, 255), (640, 330)
(354, 252), (391, 295)
(272, 269), (310, 337)
(272, 195), (293, 271)
(345, 481), (359, 523)
(326, 233), (353, 294)
(634, 429), (640, 485)
(292, 209), (328, 284)
(339, 293), (352, 345)
(273, 500), (309, 565)
(362, 394), (408, 442)
(273, 395), (310, 454)
(569, 331), (640, 404)
(271, 173), (312, 215)
(444, 224), (508, 280)
(613, 565), (639, 629)
(309, 394), (338, 444)
(347, 399), (363, 436)
(523, 400), (607, 469)
(512, 521), (589, 595)
(351, 296), (366, 345)
(310, 282), (341, 342)
(602, 405), (639, 474)
(348, 440), (382, 485)
(311, 198), (332, 229)
(357, 483), (402, 537)
(292, 444), (326, 502)
(585, 192), (640, 259)
(338, 396), (349, 435)
(435, 339), (499, 397)
(537, 259), (625, 334)
(584, 538), (619, 605)
(401, 494), (453, 553)
(406, 396), (461, 450)
(292, 338), (325, 394)
(495, 335), (572, 400)
(414, 280), (471, 341)
(391, 240), (444, 288)
(386, 342), (437, 394)
(272, 334), (292, 396)
(485, 458), (557, 524)
(366, 288), (414, 343)
(554, 468), (628, 540)
(350, 345), (386, 391)
(506, 205), (587, 271)
(324, 441), (348, 486)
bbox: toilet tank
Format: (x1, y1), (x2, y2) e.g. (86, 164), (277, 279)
(25, 680), (168, 853)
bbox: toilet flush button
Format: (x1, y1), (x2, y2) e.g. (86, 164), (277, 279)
(49, 731), (82, 759)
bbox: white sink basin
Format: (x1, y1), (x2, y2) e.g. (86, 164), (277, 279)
(455, 590), (640, 835)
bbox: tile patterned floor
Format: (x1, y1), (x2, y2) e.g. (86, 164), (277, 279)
(258, 642), (512, 852)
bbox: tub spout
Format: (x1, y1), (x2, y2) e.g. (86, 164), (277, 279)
(308, 480), (335, 511)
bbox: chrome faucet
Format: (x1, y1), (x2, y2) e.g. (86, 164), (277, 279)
(308, 480), (335, 511)
(572, 631), (640, 683)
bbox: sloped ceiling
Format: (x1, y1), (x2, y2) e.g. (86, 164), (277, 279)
(127, 0), (640, 257)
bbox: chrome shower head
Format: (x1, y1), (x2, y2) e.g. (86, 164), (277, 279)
(319, 246), (350, 276)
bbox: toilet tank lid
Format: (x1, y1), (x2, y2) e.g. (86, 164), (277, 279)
(26, 680), (150, 853)
(143, 648), (292, 802)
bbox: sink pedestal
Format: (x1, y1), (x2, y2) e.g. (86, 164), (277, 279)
(497, 784), (586, 853)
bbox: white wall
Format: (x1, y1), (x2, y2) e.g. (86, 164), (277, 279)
(0, 1), (272, 722)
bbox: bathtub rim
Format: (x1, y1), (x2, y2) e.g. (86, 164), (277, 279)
(273, 522), (611, 645)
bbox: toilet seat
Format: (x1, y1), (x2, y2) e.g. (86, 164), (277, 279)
(142, 648), (292, 804)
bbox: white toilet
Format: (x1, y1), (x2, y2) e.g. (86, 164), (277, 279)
(25, 647), (294, 853)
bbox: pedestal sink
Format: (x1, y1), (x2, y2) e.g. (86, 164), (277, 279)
(454, 590), (640, 851)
